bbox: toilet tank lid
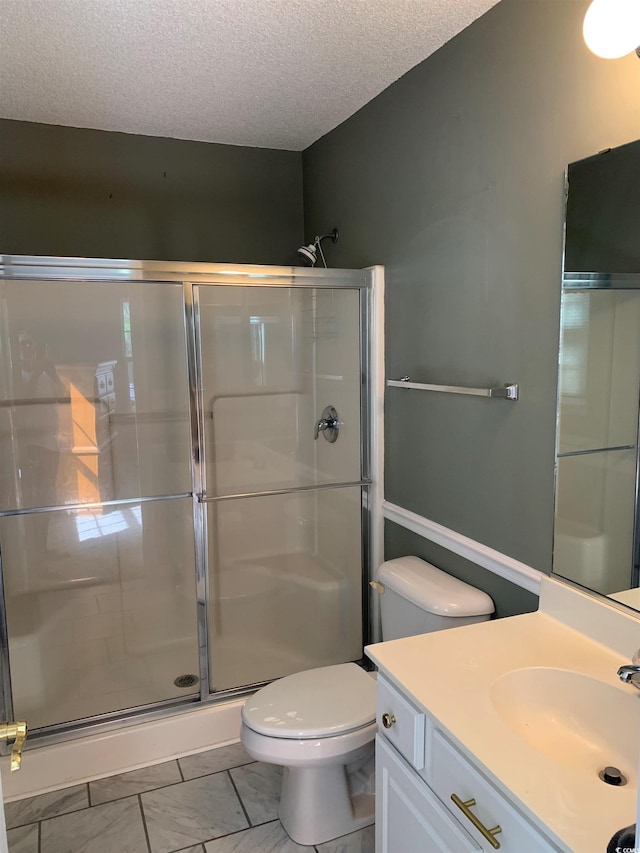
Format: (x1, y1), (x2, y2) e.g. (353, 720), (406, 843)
(376, 556), (494, 617)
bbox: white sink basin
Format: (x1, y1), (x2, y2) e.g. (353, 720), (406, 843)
(490, 667), (640, 781)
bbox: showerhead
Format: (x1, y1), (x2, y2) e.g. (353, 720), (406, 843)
(297, 227), (339, 268)
(298, 244), (317, 266)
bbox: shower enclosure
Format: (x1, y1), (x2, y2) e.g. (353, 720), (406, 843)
(0, 256), (373, 740)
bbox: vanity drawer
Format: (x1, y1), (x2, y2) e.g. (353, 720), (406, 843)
(377, 676), (425, 770)
(429, 728), (558, 853)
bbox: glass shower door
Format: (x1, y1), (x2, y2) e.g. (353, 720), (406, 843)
(0, 278), (200, 730)
(196, 284), (366, 691)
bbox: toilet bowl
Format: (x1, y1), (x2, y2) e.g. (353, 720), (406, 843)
(241, 663), (377, 845)
(240, 556), (495, 846)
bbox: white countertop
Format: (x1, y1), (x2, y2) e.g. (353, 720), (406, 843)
(366, 578), (640, 853)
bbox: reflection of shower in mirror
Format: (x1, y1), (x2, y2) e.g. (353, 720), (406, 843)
(554, 138), (640, 613)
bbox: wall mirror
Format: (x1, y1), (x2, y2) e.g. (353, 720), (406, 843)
(553, 138), (640, 610)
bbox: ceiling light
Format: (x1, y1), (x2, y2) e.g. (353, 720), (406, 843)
(583, 0), (640, 58)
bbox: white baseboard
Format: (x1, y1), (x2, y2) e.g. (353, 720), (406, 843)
(382, 501), (543, 595)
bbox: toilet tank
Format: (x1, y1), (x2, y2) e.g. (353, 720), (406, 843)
(374, 556), (494, 641)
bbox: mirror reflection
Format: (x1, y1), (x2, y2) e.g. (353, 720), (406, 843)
(554, 139), (640, 609)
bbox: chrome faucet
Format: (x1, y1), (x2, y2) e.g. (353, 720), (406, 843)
(618, 665), (640, 689)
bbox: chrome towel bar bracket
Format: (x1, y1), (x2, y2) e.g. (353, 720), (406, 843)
(387, 377), (519, 401)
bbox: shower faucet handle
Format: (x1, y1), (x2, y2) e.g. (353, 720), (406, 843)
(0, 720), (27, 771)
(314, 406), (340, 443)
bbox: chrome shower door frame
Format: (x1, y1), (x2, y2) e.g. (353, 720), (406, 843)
(0, 256), (374, 747)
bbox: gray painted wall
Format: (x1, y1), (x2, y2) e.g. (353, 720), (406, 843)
(0, 119), (304, 264)
(303, 0), (640, 614)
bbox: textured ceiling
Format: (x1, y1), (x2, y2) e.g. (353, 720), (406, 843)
(0, 0), (499, 151)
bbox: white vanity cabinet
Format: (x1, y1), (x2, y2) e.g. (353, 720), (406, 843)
(377, 734), (481, 852)
(376, 675), (559, 853)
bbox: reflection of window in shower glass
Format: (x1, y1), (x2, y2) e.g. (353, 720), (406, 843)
(69, 379), (102, 504)
(559, 292), (589, 400)
(75, 505), (142, 542)
(121, 299), (136, 409)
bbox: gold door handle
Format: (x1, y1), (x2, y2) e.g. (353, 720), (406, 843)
(381, 713), (396, 729)
(0, 721), (28, 772)
(451, 793), (502, 849)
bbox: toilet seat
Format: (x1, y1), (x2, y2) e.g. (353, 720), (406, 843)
(242, 663), (376, 739)
(240, 718), (377, 768)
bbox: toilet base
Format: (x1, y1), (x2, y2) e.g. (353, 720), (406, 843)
(240, 718), (376, 846)
(279, 760), (375, 846)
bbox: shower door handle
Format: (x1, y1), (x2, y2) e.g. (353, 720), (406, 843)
(0, 720), (27, 771)
(314, 406), (340, 442)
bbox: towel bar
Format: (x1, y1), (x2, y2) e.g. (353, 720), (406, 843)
(387, 377), (519, 401)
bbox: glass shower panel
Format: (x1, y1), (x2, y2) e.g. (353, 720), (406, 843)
(0, 279), (192, 511)
(0, 497), (199, 729)
(196, 285), (362, 496)
(207, 486), (363, 691)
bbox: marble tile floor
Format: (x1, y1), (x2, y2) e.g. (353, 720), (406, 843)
(5, 742), (375, 853)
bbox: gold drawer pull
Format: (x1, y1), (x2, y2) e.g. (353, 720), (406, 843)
(451, 793), (502, 849)
(0, 721), (28, 772)
(381, 713), (396, 729)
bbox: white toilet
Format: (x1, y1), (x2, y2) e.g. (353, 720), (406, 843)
(240, 556), (495, 846)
